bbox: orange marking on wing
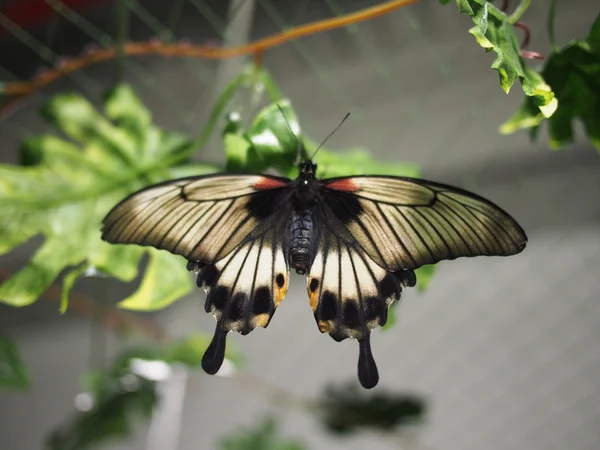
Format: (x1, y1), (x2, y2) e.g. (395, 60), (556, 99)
(254, 177), (288, 190)
(256, 313), (270, 328)
(318, 321), (330, 333)
(325, 178), (359, 192)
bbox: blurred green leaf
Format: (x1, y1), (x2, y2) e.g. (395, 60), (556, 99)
(219, 417), (305, 450)
(311, 147), (422, 179)
(225, 132), (268, 173)
(455, 0), (556, 116)
(438, 0), (452, 4)
(320, 383), (426, 434)
(246, 98), (301, 174)
(117, 249), (193, 311)
(500, 13), (600, 151)
(0, 336), (30, 390)
(0, 84), (215, 309)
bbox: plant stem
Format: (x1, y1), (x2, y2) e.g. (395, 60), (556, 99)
(547, 0), (559, 51)
(508, 0), (533, 24)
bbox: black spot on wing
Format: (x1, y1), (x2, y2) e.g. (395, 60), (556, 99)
(396, 269), (417, 288)
(187, 260), (205, 272)
(318, 291), (337, 321)
(343, 301), (361, 329)
(276, 273), (285, 288)
(309, 278), (319, 292)
(380, 273), (401, 300)
(364, 296), (386, 325)
(208, 286), (229, 313)
(227, 292), (247, 322)
(197, 265), (219, 289)
(252, 286), (273, 315)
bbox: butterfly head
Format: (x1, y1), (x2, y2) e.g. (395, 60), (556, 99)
(298, 160), (317, 180)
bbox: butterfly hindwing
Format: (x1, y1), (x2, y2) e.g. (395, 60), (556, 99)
(101, 173), (291, 263)
(193, 222), (290, 374)
(321, 176), (527, 271)
(306, 229), (416, 389)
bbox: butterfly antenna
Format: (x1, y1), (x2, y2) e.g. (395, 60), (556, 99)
(276, 104), (304, 164)
(310, 112), (350, 160)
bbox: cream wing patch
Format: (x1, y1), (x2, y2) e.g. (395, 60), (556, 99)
(196, 228), (290, 335)
(307, 233), (408, 341)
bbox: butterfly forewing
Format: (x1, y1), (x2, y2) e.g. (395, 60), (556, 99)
(101, 174), (290, 263)
(322, 175), (527, 271)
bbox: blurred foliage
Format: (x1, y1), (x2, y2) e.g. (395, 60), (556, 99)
(0, 336), (30, 390)
(217, 384), (428, 448)
(319, 383), (427, 434)
(219, 417), (306, 450)
(449, 0), (557, 118)
(46, 333), (241, 450)
(501, 13), (600, 151)
(0, 84), (214, 310)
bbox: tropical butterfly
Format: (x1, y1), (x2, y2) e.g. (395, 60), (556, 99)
(101, 115), (527, 389)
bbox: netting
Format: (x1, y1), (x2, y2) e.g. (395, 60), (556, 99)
(1, 1), (598, 450)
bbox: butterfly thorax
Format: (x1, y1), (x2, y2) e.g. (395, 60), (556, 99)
(288, 160), (320, 275)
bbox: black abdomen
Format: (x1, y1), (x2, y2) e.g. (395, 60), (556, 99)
(289, 210), (314, 275)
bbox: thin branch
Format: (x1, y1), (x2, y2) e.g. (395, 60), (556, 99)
(508, 0), (533, 25)
(0, 0), (417, 101)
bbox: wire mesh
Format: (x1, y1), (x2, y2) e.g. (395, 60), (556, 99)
(0, 1), (599, 450)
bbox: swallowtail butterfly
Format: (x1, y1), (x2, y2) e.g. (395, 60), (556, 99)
(101, 116), (527, 389)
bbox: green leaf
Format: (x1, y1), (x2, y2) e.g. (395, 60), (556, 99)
(118, 249), (193, 311)
(500, 13), (600, 151)
(438, 0), (453, 4)
(0, 84), (211, 309)
(247, 98), (301, 174)
(60, 264), (90, 314)
(167, 163), (219, 179)
(0, 336), (30, 390)
(224, 133), (268, 172)
(219, 417), (305, 450)
(320, 383), (427, 434)
(455, 0), (556, 115)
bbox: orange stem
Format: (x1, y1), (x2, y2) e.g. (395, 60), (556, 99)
(0, 0), (417, 98)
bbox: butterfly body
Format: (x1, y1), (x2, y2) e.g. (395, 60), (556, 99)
(102, 157), (527, 389)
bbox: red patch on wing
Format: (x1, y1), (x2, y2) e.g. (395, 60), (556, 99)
(325, 178), (359, 192)
(254, 177), (288, 190)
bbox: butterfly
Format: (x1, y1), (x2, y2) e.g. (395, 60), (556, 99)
(101, 117), (527, 389)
